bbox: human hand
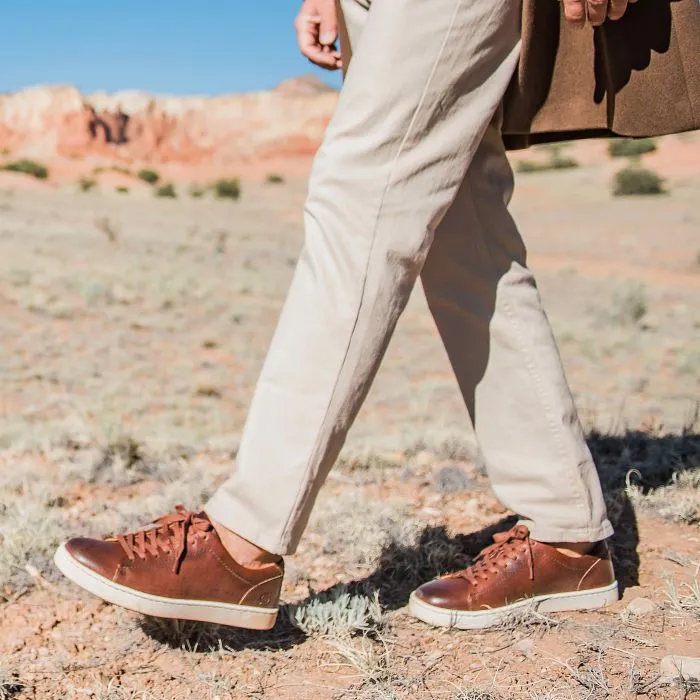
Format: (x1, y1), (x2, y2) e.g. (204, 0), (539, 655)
(295, 0), (342, 70)
(562, 0), (639, 27)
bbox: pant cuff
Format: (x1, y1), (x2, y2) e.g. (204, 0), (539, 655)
(204, 490), (290, 556)
(518, 518), (615, 544)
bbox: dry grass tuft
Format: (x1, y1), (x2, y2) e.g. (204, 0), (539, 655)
(0, 477), (67, 597)
(493, 605), (561, 635)
(94, 215), (120, 243)
(309, 491), (419, 573)
(450, 691), (500, 700)
(326, 634), (397, 691)
(663, 576), (700, 621)
(79, 677), (156, 700)
(0, 662), (24, 700)
(628, 470), (700, 524)
(588, 419), (700, 504)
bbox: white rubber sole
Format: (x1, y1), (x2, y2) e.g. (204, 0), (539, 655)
(54, 544), (279, 630)
(408, 580), (619, 630)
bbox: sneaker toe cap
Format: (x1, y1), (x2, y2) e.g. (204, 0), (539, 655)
(414, 577), (471, 610)
(64, 537), (122, 576)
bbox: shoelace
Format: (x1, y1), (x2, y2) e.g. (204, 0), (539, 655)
(112, 505), (212, 574)
(452, 525), (535, 586)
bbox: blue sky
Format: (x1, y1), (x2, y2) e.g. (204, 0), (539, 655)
(1, 2), (342, 95)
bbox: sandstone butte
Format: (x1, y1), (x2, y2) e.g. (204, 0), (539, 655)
(0, 76), (339, 183)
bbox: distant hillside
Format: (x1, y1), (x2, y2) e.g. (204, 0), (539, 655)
(0, 76), (338, 181)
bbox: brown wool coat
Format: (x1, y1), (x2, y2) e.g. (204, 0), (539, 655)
(502, 0), (700, 149)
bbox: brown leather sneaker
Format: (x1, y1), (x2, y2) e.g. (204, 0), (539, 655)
(409, 525), (618, 629)
(54, 507), (283, 630)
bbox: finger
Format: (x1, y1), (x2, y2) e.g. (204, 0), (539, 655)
(562, 0), (586, 26)
(295, 13), (340, 69)
(319, 1), (338, 46)
(296, 15), (325, 60)
(607, 0), (628, 20)
(587, 0), (609, 26)
(301, 40), (341, 69)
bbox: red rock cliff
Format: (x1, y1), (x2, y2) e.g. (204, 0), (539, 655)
(0, 77), (338, 180)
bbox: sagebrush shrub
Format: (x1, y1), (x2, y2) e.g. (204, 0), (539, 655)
(137, 168), (160, 185)
(189, 184), (206, 198)
(78, 176), (97, 192)
(613, 165), (665, 196)
(2, 159), (49, 179)
(154, 183), (177, 198)
(608, 138), (657, 158)
(516, 146), (579, 174)
(213, 178), (241, 200)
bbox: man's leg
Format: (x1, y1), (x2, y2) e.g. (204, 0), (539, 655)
(55, 0), (529, 630)
(205, 0), (523, 555)
(420, 119), (612, 545)
(408, 116), (617, 630)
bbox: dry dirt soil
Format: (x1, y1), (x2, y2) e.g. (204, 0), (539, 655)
(0, 135), (699, 699)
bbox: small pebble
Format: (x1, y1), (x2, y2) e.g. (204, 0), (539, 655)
(625, 597), (657, 616)
(513, 638), (535, 657)
(431, 464), (472, 493)
(660, 655), (700, 681)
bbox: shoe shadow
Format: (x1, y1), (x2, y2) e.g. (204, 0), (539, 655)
(139, 425), (698, 647)
(136, 519), (518, 652)
(299, 516), (520, 613)
(303, 425), (700, 608)
(585, 425), (700, 596)
(138, 612), (306, 652)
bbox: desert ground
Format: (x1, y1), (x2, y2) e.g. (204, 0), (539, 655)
(0, 134), (699, 699)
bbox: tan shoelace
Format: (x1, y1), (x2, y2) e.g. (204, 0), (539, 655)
(112, 505), (212, 573)
(452, 525), (535, 586)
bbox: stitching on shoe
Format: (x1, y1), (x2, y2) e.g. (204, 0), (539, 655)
(576, 558), (603, 591)
(210, 550), (257, 591)
(239, 575), (283, 606)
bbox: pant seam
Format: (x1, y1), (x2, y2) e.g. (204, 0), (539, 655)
(278, 0), (466, 547)
(463, 175), (594, 532)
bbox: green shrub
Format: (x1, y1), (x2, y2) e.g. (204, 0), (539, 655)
(213, 178), (241, 200)
(516, 148), (579, 174)
(189, 184), (207, 198)
(608, 138), (657, 158)
(115, 186), (129, 194)
(78, 176), (97, 192)
(154, 183), (177, 198)
(2, 159), (48, 179)
(611, 284), (648, 325)
(137, 168), (160, 185)
(516, 160), (549, 173)
(266, 174), (285, 184)
(551, 153), (579, 170)
(613, 165), (665, 196)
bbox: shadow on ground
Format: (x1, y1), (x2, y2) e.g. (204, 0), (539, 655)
(140, 425), (699, 649)
(138, 612), (307, 653)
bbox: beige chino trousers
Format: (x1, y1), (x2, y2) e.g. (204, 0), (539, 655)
(206, 0), (613, 555)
